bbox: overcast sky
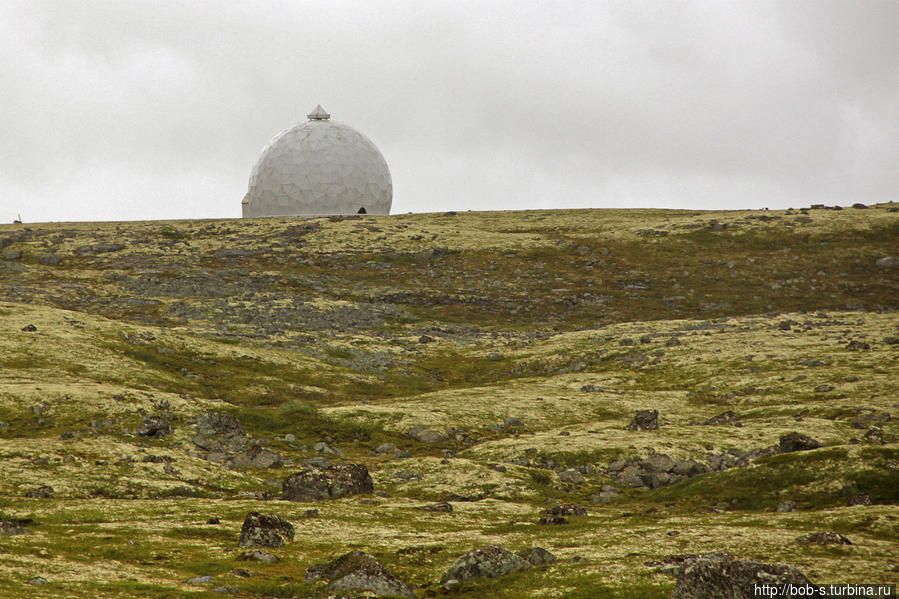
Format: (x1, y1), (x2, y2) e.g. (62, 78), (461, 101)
(1, 1), (896, 223)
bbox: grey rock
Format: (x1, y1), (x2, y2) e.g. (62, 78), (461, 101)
(875, 256), (899, 268)
(671, 553), (814, 599)
(2, 248), (22, 260)
(796, 531), (851, 545)
(848, 494), (872, 506)
(239, 550), (279, 564)
(228, 446), (283, 469)
(776, 500), (796, 512)
(640, 453), (675, 473)
(700, 411), (740, 426)
(503, 417), (524, 428)
(846, 340), (870, 351)
(313, 441), (343, 455)
(441, 545), (531, 583)
(516, 547), (557, 566)
(25, 485), (54, 498)
(282, 463), (374, 501)
(618, 465), (648, 487)
(306, 550), (416, 598)
(626, 409), (659, 431)
(186, 575), (215, 585)
(76, 243), (125, 256)
(38, 254), (61, 266)
(419, 501), (453, 512)
(672, 459), (709, 477)
(862, 428), (885, 445)
(665, 336), (682, 347)
(0, 520), (31, 536)
(375, 442), (397, 455)
(557, 469), (585, 484)
(137, 416), (171, 438)
(779, 432), (821, 453)
(27, 577), (49, 585)
(238, 512), (294, 548)
(541, 504), (587, 517)
(416, 429), (444, 443)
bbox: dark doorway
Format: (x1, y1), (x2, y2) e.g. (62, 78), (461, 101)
(357, 207), (367, 214)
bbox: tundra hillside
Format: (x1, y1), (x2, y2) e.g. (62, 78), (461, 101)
(0, 204), (897, 598)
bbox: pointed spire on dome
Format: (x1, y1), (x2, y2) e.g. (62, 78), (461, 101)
(307, 104), (330, 120)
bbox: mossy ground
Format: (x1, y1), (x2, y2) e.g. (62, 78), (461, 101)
(0, 205), (897, 597)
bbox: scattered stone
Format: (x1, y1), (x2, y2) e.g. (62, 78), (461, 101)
(186, 575), (215, 585)
(590, 485), (622, 504)
(305, 550), (416, 598)
(38, 254), (61, 266)
(375, 442), (397, 455)
(619, 338), (635, 346)
(665, 336), (682, 347)
(25, 486), (54, 498)
(541, 504), (587, 517)
(627, 409), (659, 431)
(884, 336), (899, 345)
(419, 501), (453, 513)
(516, 547), (557, 566)
(776, 500), (796, 512)
(313, 441), (343, 455)
(670, 553), (813, 599)
(407, 426), (444, 443)
(27, 577), (49, 585)
(640, 335), (653, 344)
(874, 256), (899, 269)
(847, 340), (870, 351)
(813, 384), (834, 393)
(228, 446), (283, 469)
(2, 248), (23, 260)
(557, 469), (585, 485)
(206, 517), (220, 524)
(238, 512), (294, 548)
(580, 384), (601, 392)
(418, 335), (434, 343)
(239, 550), (279, 564)
(441, 545), (531, 583)
(700, 411), (740, 426)
(796, 531), (852, 545)
(75, 243), (125, 256)
(503, 417), (524, 429)
(538, 515), (568, 525)
(779, 432), (821, 453)
(671, 459), (709, 477)
(137, 416), (171, 438)
(192, 412), (246, 453)
(862, 428), (885, 445)
(304, 509), (319, 517)
(282, 463), (374, 501)
(778, 320), (792, 331)
(1, 520), (33, 535)
(849, 494), (872, 506)
(21, 324), (37, 332)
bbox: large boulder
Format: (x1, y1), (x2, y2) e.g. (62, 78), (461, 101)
(192, 412), (247, 453)
(627, 410), (659, 431)
(238, 512), (294, 548)
(305, 550), (415, 598)
(441, 545), (531, 583)
(282, 463), (374, 501)
(137, 416), (171, 438)
(671, 553), (814, 599)
(779, 432), (821, 453)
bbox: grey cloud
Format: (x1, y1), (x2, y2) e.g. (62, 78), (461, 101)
(1, 0), (896, 222)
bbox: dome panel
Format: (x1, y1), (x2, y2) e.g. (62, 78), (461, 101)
(243, 106), (392, 218)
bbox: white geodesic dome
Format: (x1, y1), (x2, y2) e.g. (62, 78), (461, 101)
(242, 105), (392, 218)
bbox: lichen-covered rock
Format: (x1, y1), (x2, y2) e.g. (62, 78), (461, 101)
(671, 553), (814, 599)
(0, 520), (32, 536)
(238, 512), (294, 548)
(228, 446), (282, 470)
(441, 545), (531, 583)
(192, 412), (246, 453)
(25, 485), (54, 498)
(541, 504), (587, 517)
(517, 547), (557, 566)
(779, 432), (821, 453)
(627, 409), (659, 431)
(796, 531), (851, 545)
(137, 416), (171, 438)
(282, 463), (373, 501)
(305, 550), (415, 597)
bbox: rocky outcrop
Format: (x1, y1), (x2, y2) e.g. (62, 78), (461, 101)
(282, 463), (373, 501)
(796, 531), (851, 545)
(626, 409), (659, 431)
(669, 553), (814, 599)
(137, 416), (171, 438)
(441, 545), (531, 583)
(779, 432), (821, 453)
(192, 413), (247, 454)
(305, 550), (415, 598)
(238, 512), (294, 548)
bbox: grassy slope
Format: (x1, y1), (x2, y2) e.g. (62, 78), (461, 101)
(0, 205), (897, 598)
